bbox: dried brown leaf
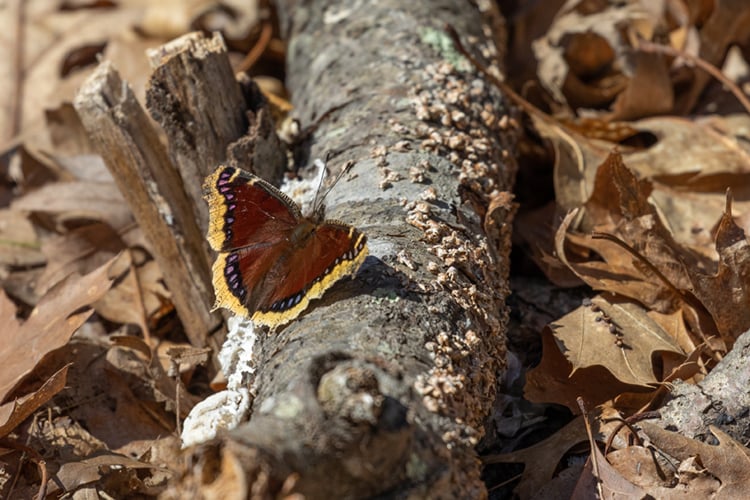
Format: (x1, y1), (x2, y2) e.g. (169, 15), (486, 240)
(12, 181), (132, 231)
(0, 2), (158, 149)
(49, 452), (159, 495)
(610, 449), (723, 499)
(0, 258), (115, 403)
(625, 116), (750, 186)
(571, 435), (648, 499)
(640, 422), (750, 498)
(36, 222), (124, 295)
(525, 328), (648, 412)
(45, 102), (93, 156)
(555, 210), (677, 309)
(550, 295), (683, 388)
(513, 202), (583, 287)
(682, 0), (750, 112)
(687, 193), (750, 341)
(606, 446), (673, 490)
(583, 150), (653, 227)
(484, 417), (587, 499)
(94, 250), (169, 336)
(533, 1), (676, 120)
(0, 209), (44, 267)
(609, 51), (673, 121)
(0, 364), (70, 438)
(648, 308), (697, 355)
(557, 152), (712, 314)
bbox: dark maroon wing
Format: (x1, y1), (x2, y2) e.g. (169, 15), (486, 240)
(204, 165), (301, 252)
(205, 165), (303, 316)
(205, 165), (368, 327)
(212, 240), (288, 315)
(251, 221), (368, 322)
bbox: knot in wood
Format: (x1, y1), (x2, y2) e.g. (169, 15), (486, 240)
(317, 364), (384, 426)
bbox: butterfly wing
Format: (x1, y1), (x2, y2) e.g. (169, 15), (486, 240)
(204, 166), (301, 315)
(204, 166), (368, 326)
(204, 166), (301, 252)
(251, 221), (368, 327)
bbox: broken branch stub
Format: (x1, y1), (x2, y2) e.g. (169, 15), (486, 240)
(74, 62), (220, 347)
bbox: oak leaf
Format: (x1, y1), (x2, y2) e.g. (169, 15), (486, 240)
(0, 258), (115, 403)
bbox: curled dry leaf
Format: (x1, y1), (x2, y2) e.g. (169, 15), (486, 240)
(540, 115), (750, 253)
(555, 209), (678, 310)
(555, 152), (729, 347)
(639, 422), (750, 498)
(483, 417), (587, 499)
(532, 1), (676, 119)
(687, 192), (750, 341)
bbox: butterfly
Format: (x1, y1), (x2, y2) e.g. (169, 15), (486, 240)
(203, 165), (368, 327)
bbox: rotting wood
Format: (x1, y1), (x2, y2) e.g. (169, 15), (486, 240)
(74, 63), (220, 347)
(145, 32), (248, 236)
(166, 0), (519, 498)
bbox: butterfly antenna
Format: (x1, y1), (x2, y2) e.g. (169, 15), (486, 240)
(313, 156), (356, 214)
(311, 157), (328, 215)
(325, 159), (355, 196)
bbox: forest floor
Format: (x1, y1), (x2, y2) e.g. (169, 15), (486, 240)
(2, 1), (750, 498)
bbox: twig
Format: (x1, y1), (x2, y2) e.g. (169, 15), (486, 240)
(637, 39), (750, 115)
(11, 0), (25, 140)
(237, 21), (274, 73)
(0, 438), (48, 500)
(577, 397), (604, 500)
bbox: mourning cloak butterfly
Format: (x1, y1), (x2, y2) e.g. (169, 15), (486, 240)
(204, 165), (368, 327)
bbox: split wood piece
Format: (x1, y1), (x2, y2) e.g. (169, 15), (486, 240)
(145, 32), (248, 236)
(74, 62), (221, 347)
(167, 0), (517, 498)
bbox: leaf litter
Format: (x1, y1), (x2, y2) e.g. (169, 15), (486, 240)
(2, 0), (750, 498)
(490, 1), (750, 498)
(0, 0), (275, 497)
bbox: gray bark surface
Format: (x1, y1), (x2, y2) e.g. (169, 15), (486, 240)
(654, 328), (750, 443)
(160, 1), (518, 498)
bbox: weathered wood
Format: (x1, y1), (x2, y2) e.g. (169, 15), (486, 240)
(145, 32), (249, 236)
(145, 31), (287, 243)
(653, 328), (750, 442)
(74, 63), (220, 347)
(169, 0), (519, 498)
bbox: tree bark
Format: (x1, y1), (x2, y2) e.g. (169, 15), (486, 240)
(172, 1), (518, 498)
(650, 328), (750, 443)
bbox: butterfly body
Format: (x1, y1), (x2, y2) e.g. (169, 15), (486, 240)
(204, 166), (368, 327)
